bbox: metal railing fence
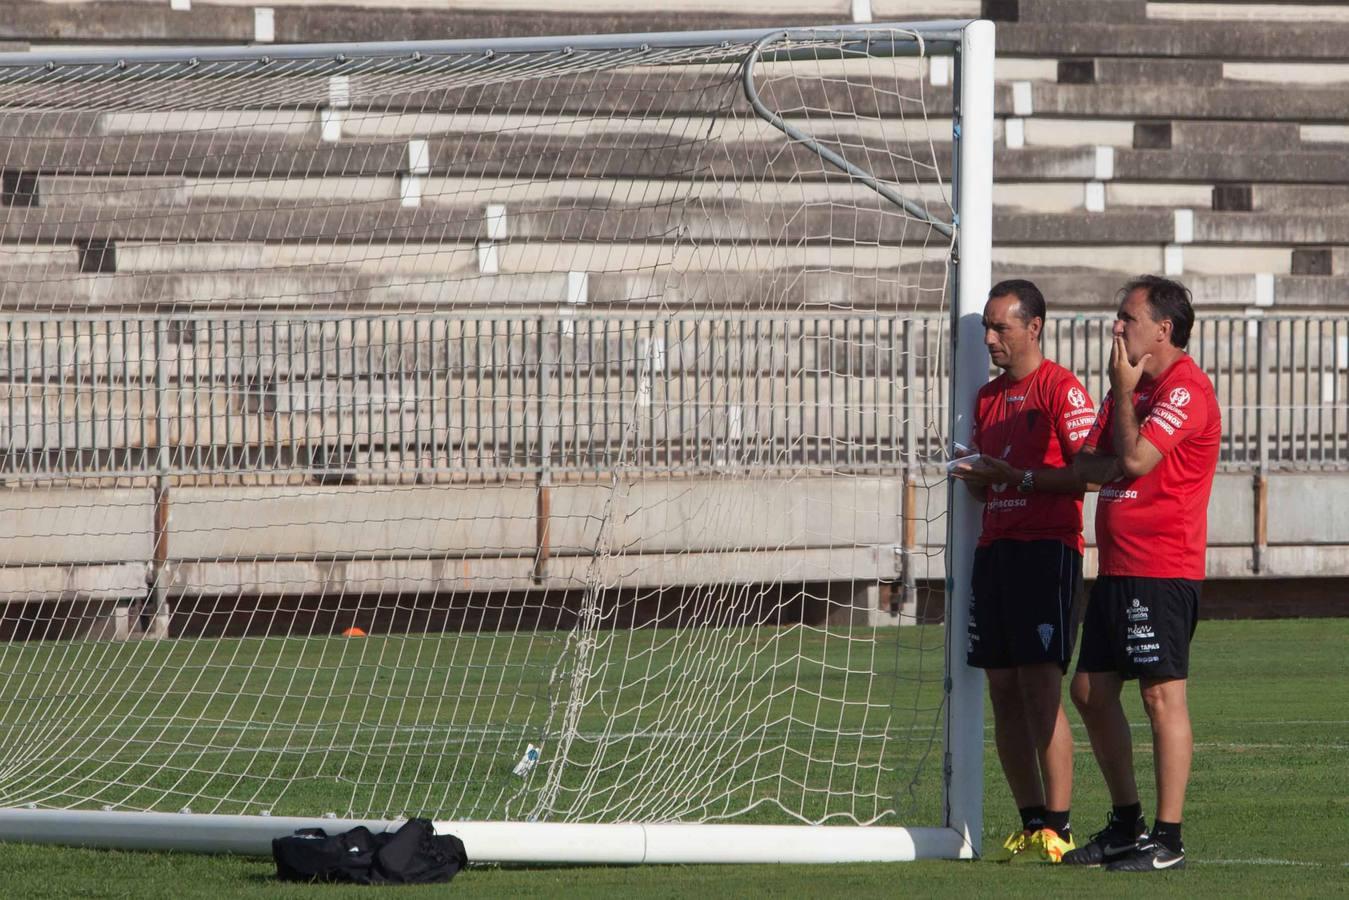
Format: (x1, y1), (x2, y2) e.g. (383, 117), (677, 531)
(0, 313), (1344, 480)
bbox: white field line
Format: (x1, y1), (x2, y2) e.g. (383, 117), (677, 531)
(1220, 720), (1349, 726)
(1199, 858), (1347, 868)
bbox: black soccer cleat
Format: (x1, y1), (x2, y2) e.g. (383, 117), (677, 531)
(1060, 812), (1146, 866)
(1105, 839), (1186, 872)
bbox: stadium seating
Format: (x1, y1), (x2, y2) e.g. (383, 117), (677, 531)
(1, 0), (1346, 622)
(3, 0), (1348, 311)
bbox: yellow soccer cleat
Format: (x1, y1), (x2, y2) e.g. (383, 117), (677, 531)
(1008, 827), (1076, 864)
(987, 828), (1032, 863)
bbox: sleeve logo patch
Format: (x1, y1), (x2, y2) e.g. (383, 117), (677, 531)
(1168, 387), (1191, 407)
(1067, 387), (1087, 408)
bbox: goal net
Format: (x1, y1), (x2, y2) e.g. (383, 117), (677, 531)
(0, 21), (992, 862)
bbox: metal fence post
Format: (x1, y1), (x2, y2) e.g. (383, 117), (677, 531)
(534, 316), (554, 582)
(1253, 316), (1268, 574)
(899, 319), (919, 623)
(146, 319), (173, 638)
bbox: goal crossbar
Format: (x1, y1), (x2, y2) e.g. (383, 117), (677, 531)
(0, 21), (970, 68)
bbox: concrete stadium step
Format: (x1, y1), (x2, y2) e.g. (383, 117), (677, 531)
(1005, 210), (1349, 246)
(0, 132), (952, 180)
(1058, 56), (1224, 86)
(0, 202), (1120, 244)
(27, 173), (1219, 214)
(0, 318), (937, 380)
(0, 245), (82, 277)
(1147, 2), (1349, 25)
(1, 3), (972, 45)
(1011, 270), (1349, 310)
(996, 20), (1349, 60)
(0, 266), (957, 312)
(8, 76), (1339, 135)
(1133, 120), (1301, 151)
(984, 0), (1146, 23)
(1111, 148), (1347, 183)
(103, 241), (953, 277)
(3, 75), (970, 124)
(1192, 212), (1349, 245)
(13, 199), (1349, 249)
(999, 0), (1349, 27)
(1223, 61), (1349, 86)
(1029, 81), (1348, 121)
(1237, 185), (1349, 214)
(10, 1), (1349, 61)
(93, 108), (954, 143)
(7, 133), (1345, 184)
(992, 244), (1295, 276)
(0, 269), (373, 310)
(0, 110), (103, 138)
(0, 243), (1333, 308)
(1302, 124), (1349, 148)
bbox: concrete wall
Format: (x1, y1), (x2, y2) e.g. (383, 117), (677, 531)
(0, 472), (1342, 603)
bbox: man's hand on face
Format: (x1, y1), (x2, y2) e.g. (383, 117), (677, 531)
(1109, 333), (1150, 396)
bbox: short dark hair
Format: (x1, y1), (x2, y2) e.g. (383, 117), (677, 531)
(988, 279), (1046, 327)
(1120, 275), (1195, 348)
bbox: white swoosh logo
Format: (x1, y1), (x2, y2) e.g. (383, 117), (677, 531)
(1152, 855), (1184, 869)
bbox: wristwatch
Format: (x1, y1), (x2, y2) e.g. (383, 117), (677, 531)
(1016, 469), (1035, 493)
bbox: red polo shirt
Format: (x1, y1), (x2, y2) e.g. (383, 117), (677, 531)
(971, 360), (1095, 553)
(1083, 354), (1221, 580)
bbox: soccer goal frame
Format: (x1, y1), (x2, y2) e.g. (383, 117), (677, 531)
(0, 19), (993, 864)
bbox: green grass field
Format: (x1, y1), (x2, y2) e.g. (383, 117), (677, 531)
(0, 619), (947, 825)
(4, 617), (1348, 898)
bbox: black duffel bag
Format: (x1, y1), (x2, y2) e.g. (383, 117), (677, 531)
(272, 817), (468, 885)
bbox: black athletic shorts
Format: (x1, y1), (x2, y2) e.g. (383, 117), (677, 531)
(1076, 575), (1200, 681)
(967, 538), (1083, 671)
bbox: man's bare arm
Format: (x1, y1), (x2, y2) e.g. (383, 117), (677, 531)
(1072, 449), (1122, 491)
(971, 455), (1088, 494)
(1108, 386), (1165, 478)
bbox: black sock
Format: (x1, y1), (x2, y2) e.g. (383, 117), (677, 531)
(1152, 820), (1183, 853)
(1019, 804), (1047, 832)
(1112, 802), (1145, 836)
(1043, 809), (1071, 841)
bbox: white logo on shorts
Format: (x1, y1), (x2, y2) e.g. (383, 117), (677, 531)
(1037, 623), (1054, 651)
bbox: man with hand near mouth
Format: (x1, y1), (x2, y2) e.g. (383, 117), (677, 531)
(1065, 275), (1220, 873)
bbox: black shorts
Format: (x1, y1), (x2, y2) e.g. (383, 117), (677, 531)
(967, 539), (1083, 671)
(1076, 575), (1200, 681)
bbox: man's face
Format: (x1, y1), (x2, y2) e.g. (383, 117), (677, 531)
(1113, 288), (1168, 365)
(982, 293), (1038, 372)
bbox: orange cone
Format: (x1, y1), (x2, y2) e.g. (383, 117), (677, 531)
(342, 627), (367, 637)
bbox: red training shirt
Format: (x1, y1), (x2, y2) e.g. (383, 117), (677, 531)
(1083, 354), (1221, 580)
(971, 360), (1096, 553)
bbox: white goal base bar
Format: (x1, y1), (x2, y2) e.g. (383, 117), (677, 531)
(0, 809), (974, 864)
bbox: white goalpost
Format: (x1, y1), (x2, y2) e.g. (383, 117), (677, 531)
(0, 19), (993, 863)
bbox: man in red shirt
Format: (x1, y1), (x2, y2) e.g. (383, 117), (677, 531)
(951, 280), (1096, 864)
(1064, 275), (1220, 872)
